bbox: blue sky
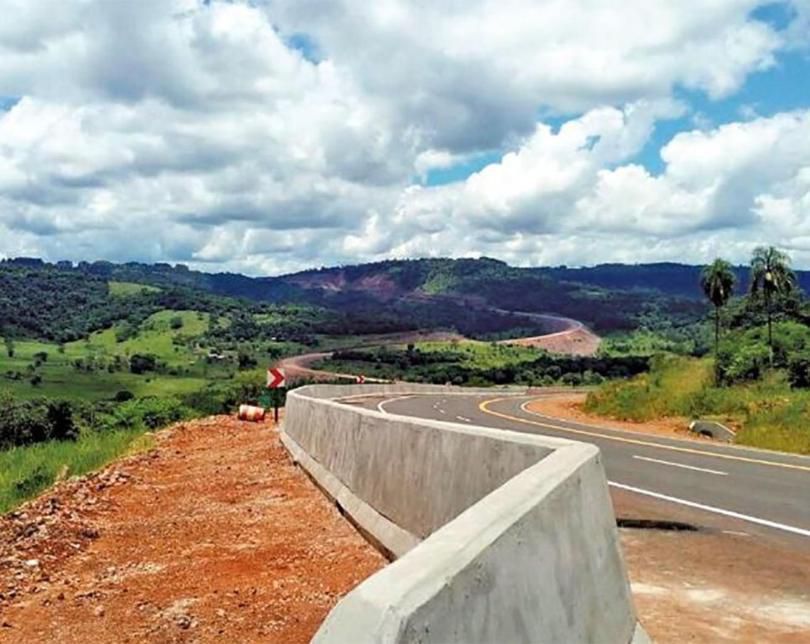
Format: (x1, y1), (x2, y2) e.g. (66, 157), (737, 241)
(425, 6), (810, 184)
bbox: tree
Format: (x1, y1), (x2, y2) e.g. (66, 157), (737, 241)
(700, 258), (736, 380)
(750, 246), (797, 364)
(4, 336), (14, 358)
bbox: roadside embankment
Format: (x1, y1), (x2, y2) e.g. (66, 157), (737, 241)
(0, 415), (384, 643)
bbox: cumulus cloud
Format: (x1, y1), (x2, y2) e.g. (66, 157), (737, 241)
(0, 0), (808, 273)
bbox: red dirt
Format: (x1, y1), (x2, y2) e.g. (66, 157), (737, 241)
(0, 416), (385, 643)
(614, 489), (810, 643)
(503, 327), (602, 356)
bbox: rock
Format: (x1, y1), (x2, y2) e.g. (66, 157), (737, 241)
(688, 419), (735, 442)
(94, 605), (105, 618)
(24, 559), (40, 568)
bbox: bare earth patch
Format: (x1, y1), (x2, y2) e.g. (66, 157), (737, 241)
(614, 489), (810, 643)
(501, 327), (602, 356)
(0, 416), (385, 643)
(526, 392), (701, 441)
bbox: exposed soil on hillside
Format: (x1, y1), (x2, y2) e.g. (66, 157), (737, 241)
(0, 416), (385, 643)
(502, 326), (602, 356)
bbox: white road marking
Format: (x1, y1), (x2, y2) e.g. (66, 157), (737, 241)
(455, 416), (472, 423)
(438, 409), (446, 415)
(376, 395), (413, 414)
(609, 481), (810, 539)
(632, 455), (728, 476)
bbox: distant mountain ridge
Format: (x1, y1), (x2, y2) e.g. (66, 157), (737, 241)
(5, 256), (804, 301)
(0, 256), (724, 341)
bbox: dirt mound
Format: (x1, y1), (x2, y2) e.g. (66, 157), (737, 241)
(0, 417), (384, 643)
(503, 327), (601, 356)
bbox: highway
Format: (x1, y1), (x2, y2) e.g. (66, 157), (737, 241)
(356, 391), (810, 546)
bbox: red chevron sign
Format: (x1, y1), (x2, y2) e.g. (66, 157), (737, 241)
(267, 367), (286, 389)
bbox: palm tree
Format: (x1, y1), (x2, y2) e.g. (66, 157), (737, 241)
(700, 258), (736, 372)
(749, 246), (797, 363)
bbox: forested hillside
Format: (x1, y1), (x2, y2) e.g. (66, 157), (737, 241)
(0, 256), (711, 339)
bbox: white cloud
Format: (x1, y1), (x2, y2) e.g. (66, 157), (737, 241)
(0, 0), (807, 273)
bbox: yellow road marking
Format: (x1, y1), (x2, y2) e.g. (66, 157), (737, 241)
(479, 397), (810, 473)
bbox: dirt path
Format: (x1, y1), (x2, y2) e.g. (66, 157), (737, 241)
(495, 312), (602, 356)
(0, 417), (385, 643)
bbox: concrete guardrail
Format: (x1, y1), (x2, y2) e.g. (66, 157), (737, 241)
(281, 383), (649, 643)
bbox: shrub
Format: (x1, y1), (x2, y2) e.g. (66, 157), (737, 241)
(716, 342), (770, 385)
(238, 352), (258, 370)
(0, 394), (78, 449)
(113, 390), (135, 402)
(129, 353), (158, 374)
(102, 397), (191, 432)
(788, 352), (810, 389)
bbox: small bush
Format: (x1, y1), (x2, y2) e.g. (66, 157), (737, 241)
(716, 342), (770, 385)
(102, 397), (191, 432)
(129, 353), (158, 374)
(788, 352), (810, 389)
(0, 394), (78, 449)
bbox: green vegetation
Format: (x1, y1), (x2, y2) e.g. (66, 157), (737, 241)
(0, 394), (196, 513)
(108, 281), (161, 297)
(588, 247), (810, 455)
(0, 429), (155, 514)
(318, 340), (648, 387)
(749, 246), (797, 362)
(700, 258), (736, 379)
(585, 355), (810, 454)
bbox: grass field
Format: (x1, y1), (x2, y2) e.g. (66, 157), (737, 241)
(108, 281), (161, 297)
(0, 429), (155, 513)
(416, 340), (540, 368)
(0, 310), (219, 401)
(585, 355), (810, 454)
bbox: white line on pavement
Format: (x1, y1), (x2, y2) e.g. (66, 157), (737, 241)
(609, 481), (810, 538)
(455, 416), (472, 423)
(632, 455), (728, 476)
(377, 395), (413, 414)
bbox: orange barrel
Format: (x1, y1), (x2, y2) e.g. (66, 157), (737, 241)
(238, 404), (266, 422)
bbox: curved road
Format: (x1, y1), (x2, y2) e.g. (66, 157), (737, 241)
(356, 391), (810, 548)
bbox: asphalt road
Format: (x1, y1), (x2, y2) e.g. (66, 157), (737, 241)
(361, 391), (810, 546)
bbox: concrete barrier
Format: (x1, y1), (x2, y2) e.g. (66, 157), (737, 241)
(282, 384), (648, 643)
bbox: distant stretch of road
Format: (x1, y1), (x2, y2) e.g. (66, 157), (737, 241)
(361, 391), (810, 547)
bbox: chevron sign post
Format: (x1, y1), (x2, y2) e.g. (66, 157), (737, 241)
(266, 367), (286, 423)
(267, 367), (286, 389)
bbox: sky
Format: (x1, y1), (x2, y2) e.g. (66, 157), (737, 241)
(0, 0), (809, 275)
